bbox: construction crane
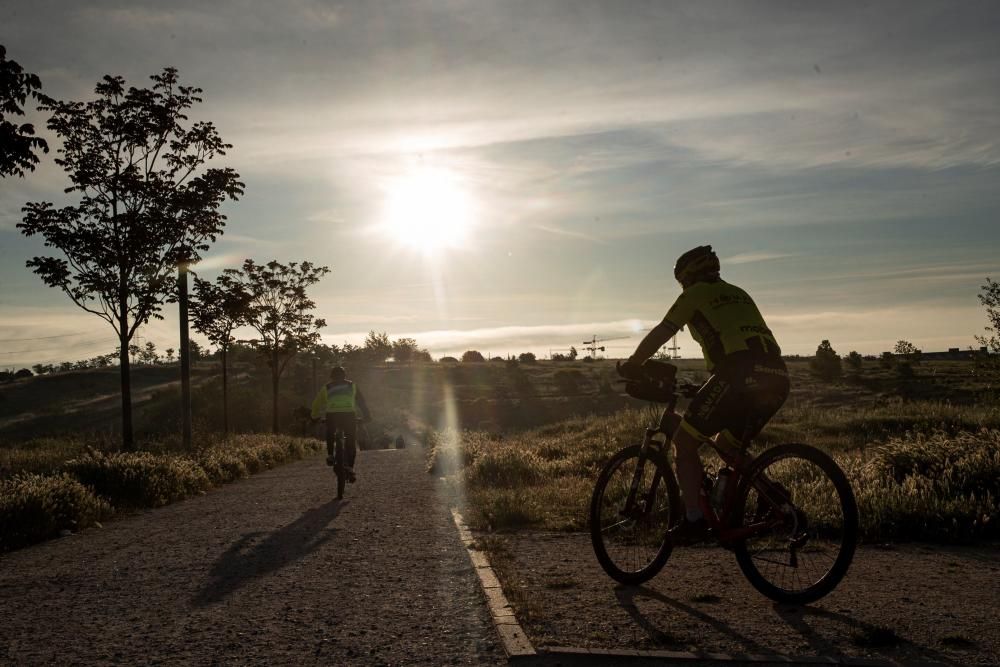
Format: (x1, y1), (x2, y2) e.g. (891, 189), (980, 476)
(667, 334), (681, 359)
(582, 335), (631, 359)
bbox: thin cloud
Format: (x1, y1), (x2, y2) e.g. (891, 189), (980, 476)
(725, 252), (795, 265)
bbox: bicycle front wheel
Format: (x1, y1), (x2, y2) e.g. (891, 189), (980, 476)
(732, 443), (858, 604)
(590, 445), (682, 585)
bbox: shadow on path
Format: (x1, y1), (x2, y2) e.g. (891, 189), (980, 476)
(193, 499), (346, 607)
(616, 586), (772, 654)
(773, 603), (964, 666)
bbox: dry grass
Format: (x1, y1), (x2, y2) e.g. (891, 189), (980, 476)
(429, 403), (1000, 543)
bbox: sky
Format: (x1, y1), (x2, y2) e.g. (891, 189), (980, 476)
(2, 1), (999, 368)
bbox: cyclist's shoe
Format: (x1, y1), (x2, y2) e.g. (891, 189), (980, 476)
(345, 466), (357, 483)
(325, 456), (335, 466)
(667, 517), (709, 546)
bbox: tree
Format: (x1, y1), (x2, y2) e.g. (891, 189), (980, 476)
(568, 346), (579, 361)
(461, 350), (486, 363)
(845, 351), (863, 371)
(879, 351), (896, 369)
(17, 68), (243, 449)
(232, 259), (328, 433)
(390, 337), (419, 364)
(13, 368), (33, 379)
(976, 277), (1000, 355)
(893, 340), (921, 365)
(165, 348), (175, 363)
(363, 331), (392, 364)
(518, 352), (537, 364)
(140, 341), (159, 365)
(0, 45), (49, 177)
(809, 339), (842, 382)
(191, 273), (250, 435)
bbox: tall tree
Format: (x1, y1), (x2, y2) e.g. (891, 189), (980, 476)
(17, 68), (243, 449)
(0, 45), (48, 177)
(191, 273), (250, 435)
(231, 259), (329, 433)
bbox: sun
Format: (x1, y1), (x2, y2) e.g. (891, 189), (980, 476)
(382, 167), (475, 253)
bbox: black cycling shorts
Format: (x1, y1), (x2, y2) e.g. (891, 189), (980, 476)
(681, 359), (789, 444)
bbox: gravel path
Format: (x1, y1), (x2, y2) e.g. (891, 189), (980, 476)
(0, 447), (505, 666)
(493, 532), (1000, 666)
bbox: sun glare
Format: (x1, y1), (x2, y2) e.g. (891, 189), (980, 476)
(382, 167), (475, 253)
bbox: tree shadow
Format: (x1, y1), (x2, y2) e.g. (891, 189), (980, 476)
(193, 499), (346, 607)
(615, 586), (772, 655)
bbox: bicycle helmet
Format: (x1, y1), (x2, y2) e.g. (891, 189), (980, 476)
(674, 245), (720, 287)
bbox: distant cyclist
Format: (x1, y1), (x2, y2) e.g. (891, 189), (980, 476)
(310, 366), (372, 483)
(621, 245), (789, 543)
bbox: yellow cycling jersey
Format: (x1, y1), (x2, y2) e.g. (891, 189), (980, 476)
(663, 279), (781, 371)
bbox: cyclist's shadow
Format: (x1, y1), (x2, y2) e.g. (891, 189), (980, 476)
(193, 499), (347, 607)
(615, 586), (772, 655)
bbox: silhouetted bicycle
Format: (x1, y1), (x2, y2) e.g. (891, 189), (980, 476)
(589, 360), (858, 604)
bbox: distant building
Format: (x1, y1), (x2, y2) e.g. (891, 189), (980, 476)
(915, 347), (989, 361)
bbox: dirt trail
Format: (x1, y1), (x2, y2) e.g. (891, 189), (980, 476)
(497, 532), (1000, 666)
(0, 446), (504, 666)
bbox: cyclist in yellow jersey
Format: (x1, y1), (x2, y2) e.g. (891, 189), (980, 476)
(621, 245), (789, 542)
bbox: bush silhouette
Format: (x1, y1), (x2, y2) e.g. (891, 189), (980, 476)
(809, 340), (842, 382)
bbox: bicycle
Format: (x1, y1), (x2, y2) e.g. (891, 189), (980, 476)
(589, 360), (858, 604)
(317, 417), (363, 500)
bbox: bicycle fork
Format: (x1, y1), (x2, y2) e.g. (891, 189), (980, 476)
(623, 429), (661, 519)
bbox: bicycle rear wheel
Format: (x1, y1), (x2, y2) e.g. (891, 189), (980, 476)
(335, 437), (346, 499)
(732, 443), (858, 604)
(590, 445), (682, 585)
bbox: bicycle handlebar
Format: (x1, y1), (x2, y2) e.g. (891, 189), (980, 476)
(616, 360), (701, 401)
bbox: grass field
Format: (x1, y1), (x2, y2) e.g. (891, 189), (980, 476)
(428, 360), (1000, 543)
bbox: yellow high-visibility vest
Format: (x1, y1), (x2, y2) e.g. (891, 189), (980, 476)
(311, 381), (357, 418)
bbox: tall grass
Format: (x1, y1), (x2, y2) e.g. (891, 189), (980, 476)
(430, 404), (1000, 542)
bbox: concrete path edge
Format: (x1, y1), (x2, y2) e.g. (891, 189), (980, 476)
(451, 509), (537, 659)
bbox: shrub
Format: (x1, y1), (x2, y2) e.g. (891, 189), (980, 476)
(65, 450), (210, 508)
(0, 474), (109, 552)
(461, 350), (486, 363)
(518, 352), (537, 364)
(439, 356), (459, 363)
(809, 340), (842, 382)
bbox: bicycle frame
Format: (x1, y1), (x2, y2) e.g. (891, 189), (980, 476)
(624, 404), (798, 547)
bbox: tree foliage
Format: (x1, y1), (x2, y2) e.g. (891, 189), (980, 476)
(461, 350), (486, 363)
(16, 67), (242, 448)
(0, 45), (49, 177)
(809, 339), (842, 382)
(845, 351), (863, 371)
(230, 259), (329, 432)
(363, 330), (392, 364)
(893, 339), (921, 366)
(390, 337), (418, 363)
(977, 277), (1000, 354)
(192, 273), (249, 354)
